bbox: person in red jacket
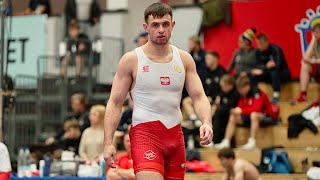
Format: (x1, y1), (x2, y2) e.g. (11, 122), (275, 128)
(215, 75), (276, 149)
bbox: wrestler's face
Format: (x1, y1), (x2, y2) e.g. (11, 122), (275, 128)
(143, 14), (175, 45)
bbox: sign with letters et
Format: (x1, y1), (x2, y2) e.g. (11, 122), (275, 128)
(3, 15), (46, 78)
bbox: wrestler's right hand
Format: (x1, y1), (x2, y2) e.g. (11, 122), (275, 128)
(104, 144), (117, 168)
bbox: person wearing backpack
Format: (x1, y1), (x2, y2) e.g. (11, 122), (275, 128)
(218, 148), (261, 180)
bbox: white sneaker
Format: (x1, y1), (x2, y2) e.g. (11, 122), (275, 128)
(214, 139), (230, 149)
(241, 138), (256, 149)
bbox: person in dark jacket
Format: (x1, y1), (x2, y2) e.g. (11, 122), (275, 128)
(252, 33), (291, 103)
(228, 28), (257, 78)
(45, 93), (90, 145)
(213, 74), (240, 144)
(57, 119), (82, 155)
(188, 35), (206, 81)
(60, 22), (91, 77)
(183, 51), (226, 122)
(18, 0), (51, 16)
(65, 0), (101, 36)
(215, 75), (277, 149)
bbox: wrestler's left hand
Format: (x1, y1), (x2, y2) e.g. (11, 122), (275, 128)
(199, 123), (213, 145)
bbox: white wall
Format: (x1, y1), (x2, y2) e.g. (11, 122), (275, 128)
(171, 6), (202, 51)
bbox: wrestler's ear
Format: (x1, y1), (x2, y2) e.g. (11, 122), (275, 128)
(171, 20), (176, 28)
(143, 23), (148, 31)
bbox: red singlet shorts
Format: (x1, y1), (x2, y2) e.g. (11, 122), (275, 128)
(129, 120), (186, 179)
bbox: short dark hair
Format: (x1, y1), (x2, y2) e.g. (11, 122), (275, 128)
(144, 2), (173, 22)
(218, 148), (235, 159)
(220, 74), (234, 85)
(206, 51), (220, 59)
(257, 33), (269, 41)
(236, 75), (251, 88)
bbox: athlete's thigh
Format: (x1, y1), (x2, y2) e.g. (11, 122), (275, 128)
(164, 132), (186, 180)
(136, 171), (164, 180)
(130, 124), (165, 176)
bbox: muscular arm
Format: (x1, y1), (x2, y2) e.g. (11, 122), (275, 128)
(104, 52), (134, 146)
(182, 50), (212, 126)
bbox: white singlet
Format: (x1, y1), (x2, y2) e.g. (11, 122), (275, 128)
(130, 45), (186, 129)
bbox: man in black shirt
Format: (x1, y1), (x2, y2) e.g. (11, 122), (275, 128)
(251, 33), (291, 103)
(45, 93), (90, 145)
(213, 74), (240, 144)
(183, 51), (227, 122)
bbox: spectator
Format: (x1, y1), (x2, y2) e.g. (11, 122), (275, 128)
(17, 0), (51, 16)
(106, 132), (135, 180)
(188, 35), (206, 81)
(45, 93), (90, 145)
(215, 75), (277, 149)
(57, 119), (82, 155)
(134, 32), (148, 47)
(296, 22), (320, 102)
(252, 33), (291, 103)
(0, 142), (11, 180)
(60, 22), (90, 77)
(213, 74), (240, 144)
(218, 148), (261, 180)
(65, 0), (101, 36)
(117, 98), (133, 133)
(228, 28), (256, 77)
(182, 51), (226, 121)
(79, 105), (105, 162)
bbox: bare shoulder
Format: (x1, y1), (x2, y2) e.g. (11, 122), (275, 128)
(234, 159), (245, 171)
(117, 50), (138, 73)
(176, 48), (195, 69)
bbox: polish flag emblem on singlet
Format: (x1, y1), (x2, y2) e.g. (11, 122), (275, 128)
(160, 77), (170, 85)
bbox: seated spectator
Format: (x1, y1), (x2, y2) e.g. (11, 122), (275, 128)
(60, 22), (90, 77)
(45, 93), (90, 145)
(296, 22), (320, 102)
(252, 33), (291, 103)
(228, 28), (256, 78)
(218, 148), (261, 180)
(183, 51), (226, 121)
(0, 142), (11, 180)
(188, 35), (206, 81)
(16, 0), (51, 16)
(65, 0), (101, 36)
(213, 74), (240, 144)
(57, 119), (81, 155)
(106, 132), (135, 180)
(79, 105), (105, 162)
(134, 32), (148, 47)
(215, 75), (277, 149)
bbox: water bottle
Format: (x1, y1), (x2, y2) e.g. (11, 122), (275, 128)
(39, 160), (45, 177)
(44, 154), (52, 176)
(24, 148), (32, 177)
(99, 158), (106, 176)
(17, 148), (25, 178)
